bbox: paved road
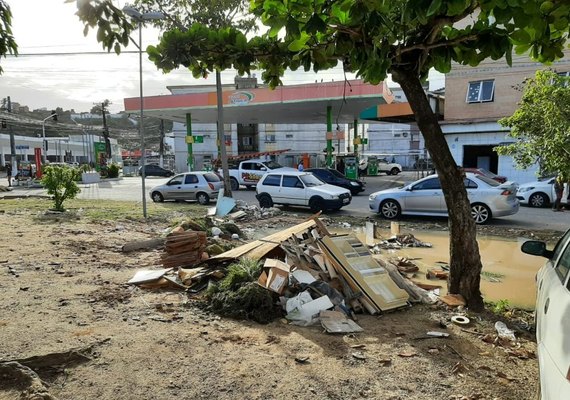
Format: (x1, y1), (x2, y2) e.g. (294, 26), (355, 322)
(4, 172), (570, 232)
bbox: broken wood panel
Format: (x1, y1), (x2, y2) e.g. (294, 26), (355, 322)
(212, 219), (318, 261)
(321, 235), (409, 312)
(122, 237), (166, 252)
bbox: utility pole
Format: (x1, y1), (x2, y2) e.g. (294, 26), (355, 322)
(159, 119), (165, 168)
(7, 97), (16, 176)
(101, 101), (111, 160)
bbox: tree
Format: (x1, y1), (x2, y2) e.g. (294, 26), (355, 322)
(0, 1), (17, 74)
(41, 165), (81, 212)
(497, 69), (570, 177)
(71, 0), (570, 311)
(70, 0), (257, 197)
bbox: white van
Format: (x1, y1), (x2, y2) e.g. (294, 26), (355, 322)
(255, 170), (351, 212)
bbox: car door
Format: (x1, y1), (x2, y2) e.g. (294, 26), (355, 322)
(535, 231), (570, 399)
(279, 175), (305, 205)
(180, 174), (200, 200)
(404, 177), (444, 213)
(163, 175), (185, 200)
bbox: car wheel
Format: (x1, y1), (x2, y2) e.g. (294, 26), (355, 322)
(230, 178), (239, 191)
(258, 194), (273, 208)
(380, 199), (401, 219)
(309, 197), (325, 212)
(529, 192), (548, 208)
(390, 167), (400, 175)
(385, 170), (392, 175)
(471, 203), (491, 224)
(196, 192), (210, 205)
(151, 191), (164, 203)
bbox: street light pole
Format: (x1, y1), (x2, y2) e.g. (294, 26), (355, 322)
(123, 6), (164, 219)
(41, 114), (56, 164)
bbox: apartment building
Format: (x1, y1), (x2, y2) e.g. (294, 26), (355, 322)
(443, 53), (570, 184)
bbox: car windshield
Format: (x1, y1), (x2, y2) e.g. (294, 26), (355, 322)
(478, 168), (498, 178)
(300, 174), (325, 187)
(264, 160), (283, 169)
(329, 169), (346, 178)
(474, 175), (500, 186)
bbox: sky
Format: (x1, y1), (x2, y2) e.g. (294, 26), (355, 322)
(0, 1), (444, 114)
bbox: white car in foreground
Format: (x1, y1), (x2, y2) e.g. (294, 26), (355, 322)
(368, 172), (519, 224)
(522, 229), (570, 399)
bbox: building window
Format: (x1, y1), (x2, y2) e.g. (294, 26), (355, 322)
(265, 134), (276, 143)
(286, 134), (294, 139)
(466, 80), (495, 103)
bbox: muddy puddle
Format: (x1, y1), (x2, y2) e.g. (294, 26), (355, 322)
(351, 228), (545, 310)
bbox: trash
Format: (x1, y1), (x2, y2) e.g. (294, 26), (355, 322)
(286, 294), (334, 326)
(161, 230), (207, 268)
(426, 331), (450, 337)
(258, 259), (291, 294)
(320, 235), (409, 313)
(294, 356), (310, 364)
(128, 269), (172, 285)
(291, 269), (317, 285)
(426, 268), (449, 280)
(320, 310), (363, 333)
(351, 352), (366, 360)
(211, 227), (223, 236)
(231, 233), (240, 240)
(440, 294), (466, 307)
(451, 315), (470, 325)
(495, 321), (516, 341)
(215, 195), (236, 217)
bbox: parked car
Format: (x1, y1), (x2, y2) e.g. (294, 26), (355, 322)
(138, 164), (174, 177)
(376, 158), (402, 175)
(305, 168), (365, 195)
(219, 158), (295, 191)
(521, 229), (570, 399)
(149, 172), (222, 205)
(462, 167), (508, 184)
(255, 170), (352, 212)
(368, 172), (519, 224)
(516, 176), (557, 208)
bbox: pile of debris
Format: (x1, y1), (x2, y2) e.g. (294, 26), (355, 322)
(127, 215), (449, 332)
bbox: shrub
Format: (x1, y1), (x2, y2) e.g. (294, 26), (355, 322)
(41, 165), (81, 211)
(107, 163), (120, 178)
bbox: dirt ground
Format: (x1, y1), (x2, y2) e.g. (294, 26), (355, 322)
(0, 202), (550, 400)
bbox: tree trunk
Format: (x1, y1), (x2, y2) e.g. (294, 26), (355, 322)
(391, 68), (484, 311)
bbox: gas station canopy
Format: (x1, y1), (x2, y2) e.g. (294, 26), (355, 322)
(124, 80), (394, 124)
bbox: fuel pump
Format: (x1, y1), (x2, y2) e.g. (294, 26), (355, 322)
(344, 156), (358, 180)
(367, 156), (379, 176)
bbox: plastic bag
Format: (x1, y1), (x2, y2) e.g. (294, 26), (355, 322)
(495, 321), (516, 341)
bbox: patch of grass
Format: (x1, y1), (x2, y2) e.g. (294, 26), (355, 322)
(486, 299), (511, 315)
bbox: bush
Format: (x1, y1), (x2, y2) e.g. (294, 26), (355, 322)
(107, 163), (120, 178)
(41, 165), (81, 211)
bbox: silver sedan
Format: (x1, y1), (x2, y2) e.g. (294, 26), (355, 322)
(368, 172), (519, 224)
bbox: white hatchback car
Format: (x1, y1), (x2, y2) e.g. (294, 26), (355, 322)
(516, 176), (560, 208)
(255, 170), (352, 212)
(522, 230), (570, 399)
(368, 172), (519, 224)
(149, 171), (222, 205)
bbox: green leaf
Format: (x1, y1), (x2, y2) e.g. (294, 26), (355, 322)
(510, 29), (531, 45)
(288, 38), (307, 51)
(427, 0), (443, 16)
(305, 14), (327, 34)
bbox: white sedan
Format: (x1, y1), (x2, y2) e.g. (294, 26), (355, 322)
(522, 230), (570, 399)
(368, 172), (519, 224)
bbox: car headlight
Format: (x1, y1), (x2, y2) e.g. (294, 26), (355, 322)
(369, 194), (376, 201)
(518, 186), (534, 193)
(350, 181), (359, 186)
